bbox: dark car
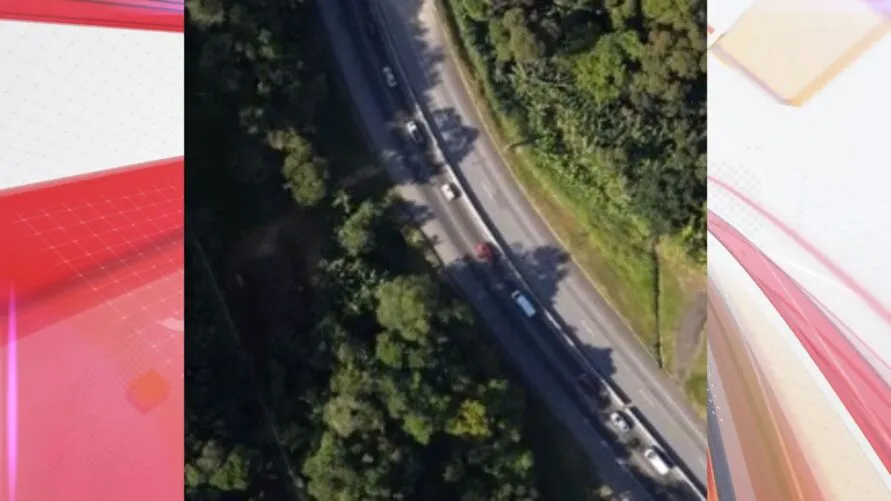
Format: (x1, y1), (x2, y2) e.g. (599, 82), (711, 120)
(578, 373), (600, 395)
(578, 373), (612, 404)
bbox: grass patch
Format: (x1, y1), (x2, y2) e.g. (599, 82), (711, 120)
(431, 0), (706, 406)
(684, 323), (709, 419)
(657, 249), (698, 375)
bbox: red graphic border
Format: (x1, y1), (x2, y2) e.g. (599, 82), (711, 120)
(0, 0), (184, 32)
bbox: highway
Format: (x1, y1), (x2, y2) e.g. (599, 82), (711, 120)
(317, 0), (707, 498)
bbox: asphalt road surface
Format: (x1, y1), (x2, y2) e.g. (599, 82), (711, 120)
(317, 0), (707, 497)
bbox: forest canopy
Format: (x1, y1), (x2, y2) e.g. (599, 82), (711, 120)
(448, 0), (706, 259)
(184, 0), (587, 499)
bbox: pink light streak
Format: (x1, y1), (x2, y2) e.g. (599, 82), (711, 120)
(6, 287), (16, 501)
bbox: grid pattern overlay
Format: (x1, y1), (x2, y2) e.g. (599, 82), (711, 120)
(13, 175), (184, 368)
(1, 161), (182, 308)
(1, 159), (184, 375)
(0, 159), (184, 501)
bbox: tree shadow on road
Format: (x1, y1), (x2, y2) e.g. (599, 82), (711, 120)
(506, 242), (571, 307)
(322, 0), (482, 187)
(391, 195), (437, 226)
(429, 107), (480, 166)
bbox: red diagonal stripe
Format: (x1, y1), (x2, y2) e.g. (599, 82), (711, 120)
(0, 0), (183, 32)
(708, 211), (891, 473)
(706, 450), (720, 501)
(709, 175), (891, 327)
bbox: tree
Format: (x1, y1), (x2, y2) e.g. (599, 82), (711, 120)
(403, 413), (437, 445)
(324, 394), (384, 438)
(573, 31), (642, 104)
(375, 331), (406, 369)
(463, 0), (491, 20)
(503, 9), (544, 63)
(185, 441), (251, 493)
(447, 399), (493, 439)
(282, 144), (328, 207)
(374, 275), (439, 340)
(186, 0), (226, 28)
(303, 433), (365, 501)
(266, 128), (308, 152)
(338, 200), (380, 256)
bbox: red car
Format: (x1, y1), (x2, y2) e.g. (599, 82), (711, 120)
(475, 241), (496, 262)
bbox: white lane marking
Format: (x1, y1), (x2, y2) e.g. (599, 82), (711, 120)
(482, 182), (496, 200)
(638, 388), (656, 406)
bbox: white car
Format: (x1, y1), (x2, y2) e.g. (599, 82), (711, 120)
(643, 447), (671, 476)
(405, 120), (424, 144)
(440, 183), (458, 201)
(382, 66), (397, 88)
(609, 411), (631, 433)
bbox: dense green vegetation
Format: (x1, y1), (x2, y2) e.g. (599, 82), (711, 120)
(437, 0), (706, 402)
(449, 0), (705, 252)
(186, 0), (602, 499)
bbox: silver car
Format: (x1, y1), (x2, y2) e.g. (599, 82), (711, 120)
(405, 120), (424, 144)
(609, 411), (631, 433)
(440, 183), (458, 201)
(643, 447), (671, 476)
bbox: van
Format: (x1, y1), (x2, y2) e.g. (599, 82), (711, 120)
(511, 290), (536, 318)
(643, 447), (671, 476)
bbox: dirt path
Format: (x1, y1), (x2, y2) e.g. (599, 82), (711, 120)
(672, 291), (708, 380)
(222, 209), (324, 385)
(227, 208), (322, 278)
